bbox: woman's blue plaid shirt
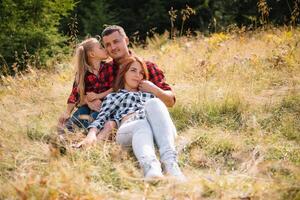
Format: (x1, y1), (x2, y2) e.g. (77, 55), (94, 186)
(88, 89), (155, 130)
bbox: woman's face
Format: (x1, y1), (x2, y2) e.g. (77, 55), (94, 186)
(124, 61), (144, 91)
(91, 42), (108, 60)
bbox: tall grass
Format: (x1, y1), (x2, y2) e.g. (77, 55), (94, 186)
(0, 27), (300, 199)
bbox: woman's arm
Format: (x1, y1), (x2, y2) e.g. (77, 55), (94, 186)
(88, 93), (120, 130)
(74, 93), (120, 148)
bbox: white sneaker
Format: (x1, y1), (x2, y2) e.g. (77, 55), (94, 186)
(143, 161), (164, 179)
(163, 162), (186, 181)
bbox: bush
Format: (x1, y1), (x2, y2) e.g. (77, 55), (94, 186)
(0, 0), (74, 75)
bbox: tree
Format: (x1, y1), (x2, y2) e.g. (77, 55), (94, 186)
(0, 0), (74, 75)
(59, 0), (118, 38)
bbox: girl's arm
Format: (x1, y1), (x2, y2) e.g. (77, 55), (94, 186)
(58, 103), (75, 125)
(86, 88), (114, 102)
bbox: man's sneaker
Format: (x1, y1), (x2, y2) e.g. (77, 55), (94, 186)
(143, 160), (164, 179)
(163, 162), (186, 182)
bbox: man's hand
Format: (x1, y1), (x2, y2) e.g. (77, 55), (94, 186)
(138, 80), (158, 94)
(139, 80), (175, 107)
(86, 92), (99, 102)
(86, 99), (102, 112)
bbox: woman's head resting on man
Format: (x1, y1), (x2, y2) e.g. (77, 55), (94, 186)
(114, 56), (149, 92)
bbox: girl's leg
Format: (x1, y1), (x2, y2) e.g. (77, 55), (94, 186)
(145, 98), (185, 180)
(66, 105), (91, 132)
(116, 119), (163, 178)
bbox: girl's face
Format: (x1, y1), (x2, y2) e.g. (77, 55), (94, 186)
(91, 42), (108, 60)
(124, 61), (144, 91)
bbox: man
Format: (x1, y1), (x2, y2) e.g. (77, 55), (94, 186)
(76, 25), (175, 147)
(101, 25), (175, 107)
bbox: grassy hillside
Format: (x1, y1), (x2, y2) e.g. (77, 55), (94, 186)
(0, 27), (299, 199)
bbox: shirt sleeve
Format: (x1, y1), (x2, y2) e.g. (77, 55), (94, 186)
(146, 61), (172, 91)
(67, 79), (79, 104)
(88, 93), (120, 130)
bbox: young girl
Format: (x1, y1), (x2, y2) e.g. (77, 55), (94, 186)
(58, 38), (113, 134)
(85, 56), (185, 181)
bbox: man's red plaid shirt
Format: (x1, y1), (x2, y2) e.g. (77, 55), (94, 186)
(67, 61), (172, 104)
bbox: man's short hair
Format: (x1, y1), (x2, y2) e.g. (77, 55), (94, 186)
(101, 25), (127, 38)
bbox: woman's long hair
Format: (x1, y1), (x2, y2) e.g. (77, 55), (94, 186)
(113, 56), (149, 92)
(74, 38), (98, 104)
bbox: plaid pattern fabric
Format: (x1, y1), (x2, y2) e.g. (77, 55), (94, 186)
(67, 60), (172, 104)
(67, 62), (117, 104)
(88, 89), (155, 130)
(145, 61), (172, 91)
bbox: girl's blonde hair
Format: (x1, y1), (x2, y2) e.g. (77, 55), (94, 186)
(74, 38), (98, 104)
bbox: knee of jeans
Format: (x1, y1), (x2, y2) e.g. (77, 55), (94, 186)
(91, 112), (99, 120)
(75, 106), (90, 115)
(145, 98), (165, 113)
(103, 121), (117, 131)
(116, 133), (132, 147)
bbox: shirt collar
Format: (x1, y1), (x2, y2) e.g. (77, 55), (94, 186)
(118, 89), (139, 93)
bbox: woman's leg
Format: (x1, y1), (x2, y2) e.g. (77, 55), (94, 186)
(96, 121), (116, 141)
(145, 98), (185, 180)
(116, 119), (163, 178)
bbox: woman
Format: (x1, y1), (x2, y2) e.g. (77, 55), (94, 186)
(86, 56), (185, 180)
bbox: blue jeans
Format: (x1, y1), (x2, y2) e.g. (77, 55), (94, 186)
(66, 105), (99, 132)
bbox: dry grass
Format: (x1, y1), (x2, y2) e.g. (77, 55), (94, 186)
(0, 27), (300, 199)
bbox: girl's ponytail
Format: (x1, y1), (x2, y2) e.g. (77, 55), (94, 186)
(73, 38), (99, 105)
(75, 46), (88, 105)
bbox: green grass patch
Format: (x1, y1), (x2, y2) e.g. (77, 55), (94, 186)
(260, 94), (300, 143)
(170, 96), (244, 131)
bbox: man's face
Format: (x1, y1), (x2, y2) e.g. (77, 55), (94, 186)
(102, 31), (129, 61)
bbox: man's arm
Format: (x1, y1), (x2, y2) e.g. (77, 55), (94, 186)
(142, 61), (175, 107)
(139, 81), (175, 107)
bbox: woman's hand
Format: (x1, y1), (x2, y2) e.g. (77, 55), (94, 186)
(73, 128), (98, 148)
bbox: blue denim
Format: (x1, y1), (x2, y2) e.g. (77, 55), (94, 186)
(66, 105), (99, 132)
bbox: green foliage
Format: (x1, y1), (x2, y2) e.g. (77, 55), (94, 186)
(280, 186), (300, 200)
(26, 123), (52, 142)
(207, 140), (235, 157)
(265, 146), (300, 165)
(63, 0), (299, 39)
(170, 97), (243, 131)
(59, 0), (118, 37)
(0, 0), (74, 74)
(260, 94), (300, 143)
